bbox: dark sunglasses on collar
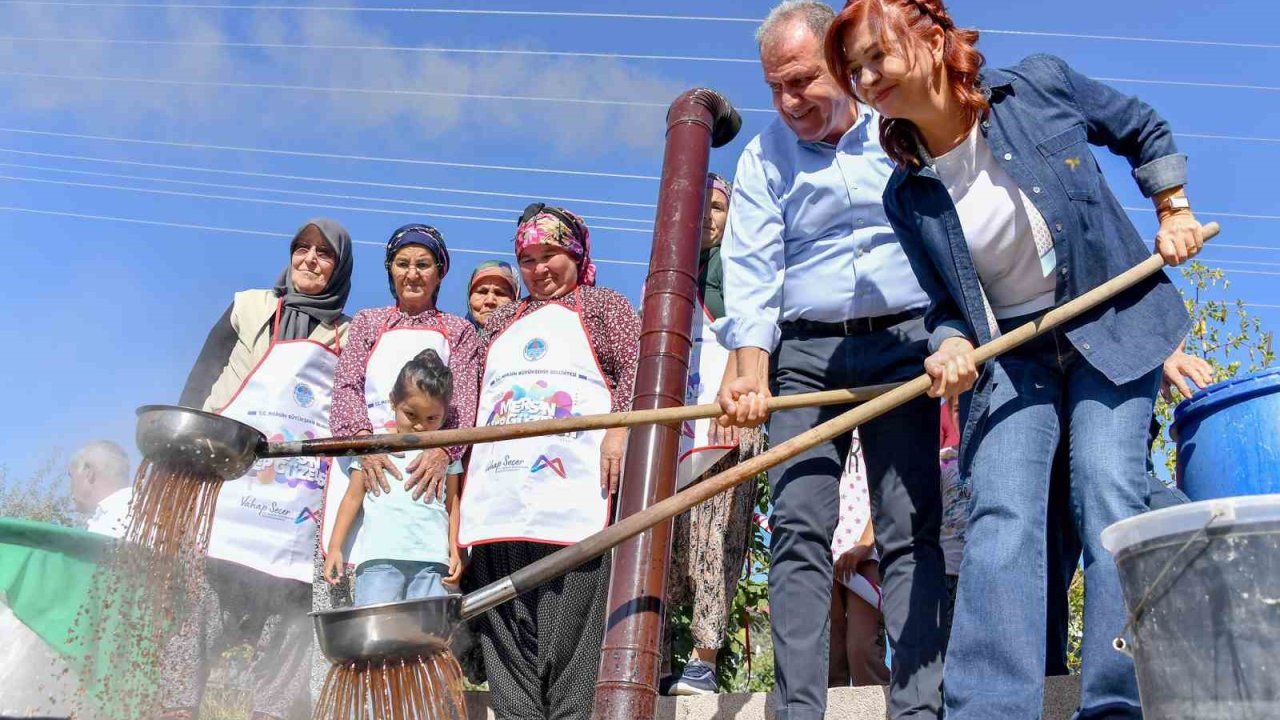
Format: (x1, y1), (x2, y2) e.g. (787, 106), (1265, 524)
(518, 203), (586, 246)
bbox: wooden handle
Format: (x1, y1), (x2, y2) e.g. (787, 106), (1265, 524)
(463, 222), (1221, 617)
(260, 382), (901, 459)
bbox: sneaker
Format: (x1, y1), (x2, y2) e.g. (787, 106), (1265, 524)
(669, 659), (718, 696)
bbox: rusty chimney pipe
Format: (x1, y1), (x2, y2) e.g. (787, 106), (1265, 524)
(593, 88), (741, 720)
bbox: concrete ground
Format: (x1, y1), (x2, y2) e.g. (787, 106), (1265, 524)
(463, 674), (1082, 719)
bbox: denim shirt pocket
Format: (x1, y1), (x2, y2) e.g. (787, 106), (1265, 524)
(1037, 124), (1097, 202)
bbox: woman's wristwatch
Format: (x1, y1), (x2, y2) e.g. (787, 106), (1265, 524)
(1156, 195), (1192, 220)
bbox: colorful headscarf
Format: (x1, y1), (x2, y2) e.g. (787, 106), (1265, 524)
(514, 204), (596, 287)
(384, 223), (449, 299)
(707, 172), (732, 198)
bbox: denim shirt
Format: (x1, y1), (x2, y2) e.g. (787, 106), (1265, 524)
(884, 54), (1191, 390)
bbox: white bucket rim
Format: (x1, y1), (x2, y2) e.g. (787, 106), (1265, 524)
(1101, 493), (1280, 556)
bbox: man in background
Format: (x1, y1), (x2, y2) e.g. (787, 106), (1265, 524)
(69, 440), (133, 538)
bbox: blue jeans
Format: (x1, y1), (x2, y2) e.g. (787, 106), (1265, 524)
(944, 324), (1158, 720)
(353, 560), (450, 606)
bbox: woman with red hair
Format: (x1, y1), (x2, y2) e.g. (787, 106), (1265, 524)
(824, 1), (1204, 718)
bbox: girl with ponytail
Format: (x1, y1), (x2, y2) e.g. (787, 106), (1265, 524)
(324, 349), (464, 605)
(825, 2), (1204, 718)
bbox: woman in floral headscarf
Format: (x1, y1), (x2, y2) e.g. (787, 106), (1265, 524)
(458, 203), (639, 720)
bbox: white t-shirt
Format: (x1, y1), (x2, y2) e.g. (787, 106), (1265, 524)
(85, 486), (133, 538)
(934, 122), (1057, 320)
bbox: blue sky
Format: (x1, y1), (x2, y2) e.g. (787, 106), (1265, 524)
(1, 0), (1277, 486)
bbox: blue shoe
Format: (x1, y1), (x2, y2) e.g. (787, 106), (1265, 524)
(669, 659), (718, 696)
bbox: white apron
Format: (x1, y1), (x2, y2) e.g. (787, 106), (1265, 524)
(676, 299), (736, 489)
(459, 292), (613, 547)
(321, 311), (451, 564)
(206, 302), (340, 582)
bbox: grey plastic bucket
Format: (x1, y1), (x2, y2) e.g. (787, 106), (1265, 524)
(1101, 495), (1280, 719)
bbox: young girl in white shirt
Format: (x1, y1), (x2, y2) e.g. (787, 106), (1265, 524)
(324, 349), (462, 604)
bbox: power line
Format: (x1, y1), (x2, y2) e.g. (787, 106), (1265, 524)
(0, 35), (758, 64)
(0, 70), (777, 112)
(1179, 132), (1280, 144)
(1123, 206), (1280, 221)
(3, 131), (1277, 227)
(0, 160), (656, 226)
(1096, 76), (1280, 93)
(0, 147), (658, 208)
(973, 28), (1280, 51)
(3, 69), (1274, 110)
(0, 3), (762, 21)
(4, 133), (1279, 232)
(2, 3), (1276, 50)
(1201, 258), (1280, 268)
(0, 173), (654, 233)
(1211, 268), (1280, 277)
(0, 204), (651, 265)
(1212, 244), (1280, 252)
(0, 127), (663, 180)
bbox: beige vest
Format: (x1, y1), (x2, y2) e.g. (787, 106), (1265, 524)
(202, 289), (350, 412)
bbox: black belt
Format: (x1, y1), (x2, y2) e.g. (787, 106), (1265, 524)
(779, 309), (923, 337)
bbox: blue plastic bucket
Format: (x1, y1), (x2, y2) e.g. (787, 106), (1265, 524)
(1102, 495), (1280, 719)
(1170, 366), (1280, 501)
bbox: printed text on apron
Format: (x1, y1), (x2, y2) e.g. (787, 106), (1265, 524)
(206, 300), (340, 582)
(459, 291), (613, 546)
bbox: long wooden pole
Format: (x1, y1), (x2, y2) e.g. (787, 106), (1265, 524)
(461, 222), (1222, 629)
(259, 383), (899, 458)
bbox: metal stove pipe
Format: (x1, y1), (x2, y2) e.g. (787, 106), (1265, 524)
(592, 88), (741, 720)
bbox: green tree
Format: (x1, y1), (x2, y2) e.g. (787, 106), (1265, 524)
(0, 453), (79, 527)
(1151, 262), (1275, 475)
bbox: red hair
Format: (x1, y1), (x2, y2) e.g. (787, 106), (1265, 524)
(824, 0), (987, 168)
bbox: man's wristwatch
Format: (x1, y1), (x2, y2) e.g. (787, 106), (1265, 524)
(1156, 195), (1192, 216)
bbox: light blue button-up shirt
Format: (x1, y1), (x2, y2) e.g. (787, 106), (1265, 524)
(717, 110), (929, 351)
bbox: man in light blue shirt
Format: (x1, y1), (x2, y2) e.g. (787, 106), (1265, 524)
(715, 3), (946, 718)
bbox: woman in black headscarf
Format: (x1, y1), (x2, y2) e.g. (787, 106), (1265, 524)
(163, 218), (354, 720)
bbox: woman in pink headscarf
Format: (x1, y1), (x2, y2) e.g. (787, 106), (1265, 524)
(458, 203), (639, 720)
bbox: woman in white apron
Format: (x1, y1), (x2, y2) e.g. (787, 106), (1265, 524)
(460, 204), (640, 720)
(165, 218), (353, 720)
(329, 223), (480, 506)
(663, 174), (765, 696)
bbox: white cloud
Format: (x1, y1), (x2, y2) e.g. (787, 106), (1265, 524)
(0, 3), (687, 152)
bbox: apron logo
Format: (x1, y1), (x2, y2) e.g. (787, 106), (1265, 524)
(487, 381), (576, 426)
(483, 454), (528, 474)
(1064, 156), (1081, 170)
(523, 337), (548, 362)
(295, 506), (321, 525)
(531, 455), (567, 478)
(293, 382), (316, 408)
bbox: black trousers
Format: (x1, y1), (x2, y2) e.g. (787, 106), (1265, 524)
(766, 316), (946, 720)
(468, 542), (610, 720)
